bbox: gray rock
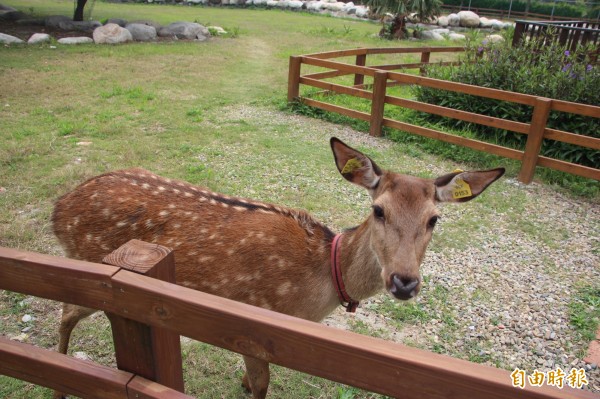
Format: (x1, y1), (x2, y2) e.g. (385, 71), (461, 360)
(437, 16), (449, 27)
(0, 10), (27, 21)
(126, 23), (157, 42)
(45, 15), (101, 32)
(107, 18), (128, 27)
(57, 36), (94, 45)
(129, 19), (162, 30)
(158, 21), (210, 40)
(93, 23), (132, 44)
(0, 32), (24, 44)
(420, 30), (444, 41)
(447, 13), (460, 27)
(28, 33), (51, 44)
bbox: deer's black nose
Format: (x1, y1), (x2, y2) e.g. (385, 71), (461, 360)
(390, 274), (419, 300)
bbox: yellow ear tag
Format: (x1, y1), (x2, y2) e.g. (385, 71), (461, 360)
(341, 158), (363, 174)
(452, 178), (472, 199)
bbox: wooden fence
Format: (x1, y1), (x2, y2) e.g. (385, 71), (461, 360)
(1, 240), (597, 398)
(513, 20), (600, 55)
(287, 47), (600, 184)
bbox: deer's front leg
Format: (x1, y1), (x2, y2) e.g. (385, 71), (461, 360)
(242, 355), (270, 399)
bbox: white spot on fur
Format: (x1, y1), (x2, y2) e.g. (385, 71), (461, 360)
(145, 219), (154, 228)
(276, 282), (292, 296)
(184, 192), (193, 198)
(116, 221), (127, 228)
(142, 183), (150, 189)
(159, 210), (169, 217)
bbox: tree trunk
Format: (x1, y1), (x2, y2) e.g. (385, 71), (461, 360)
(73, 0), (88, 21)
(390, 15), (408, 39)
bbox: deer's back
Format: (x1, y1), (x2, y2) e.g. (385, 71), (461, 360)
(52, 168), (338, 319)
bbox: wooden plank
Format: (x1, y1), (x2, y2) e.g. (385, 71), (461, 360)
(552, 99), (600, 118)
(303, 69), (352, 80)
(537, 156), (600, 181)
(370, 71), (388, 137)
(0, 336), (132, 399)
(383, 118), (524, 160)
(303, 48), (366, 59)
(127, 377), (194, 399)
(387, 71), (538, 106)
(385, 96), (531, 134)
(544, 128), (600, 150)
(108, 270), (594, 399)
(519, 98), (552, 184)
(302, 56), (376, 77)
(0, 247), (116, 311)
(300, 98), (371, 121)
(104, 240), (185, 393)
(365, 46), (465, 55)
(300, 77), (373, 100)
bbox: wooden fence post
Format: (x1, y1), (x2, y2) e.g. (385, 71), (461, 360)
(419, 50), (431, 76)
(354, 52), (367, 86)
(103, 239), (185, 393)
(287, 56), (302, 103)
(370, 71), (388, 137)
(518, 97), (552, 184)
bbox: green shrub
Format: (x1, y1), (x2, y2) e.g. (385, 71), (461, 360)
(413, 38), (600, 168)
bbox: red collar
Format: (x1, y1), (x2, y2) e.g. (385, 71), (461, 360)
(331, 234), (359, 312)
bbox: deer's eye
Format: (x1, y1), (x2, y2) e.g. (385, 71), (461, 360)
(373, 205), (385, 220)
(428, 215), (440, 229)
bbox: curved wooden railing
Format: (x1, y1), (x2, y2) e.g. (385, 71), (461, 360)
(287, 47), (600, 184)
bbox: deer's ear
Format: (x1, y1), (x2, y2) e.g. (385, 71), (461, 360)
(435, 168), (505, 203)
(330, 137), (382, 190)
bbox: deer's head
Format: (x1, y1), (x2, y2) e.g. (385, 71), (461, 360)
(331, 138), (504, 301)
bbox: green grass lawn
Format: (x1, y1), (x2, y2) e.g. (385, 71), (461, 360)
(1, 2), (598, 398)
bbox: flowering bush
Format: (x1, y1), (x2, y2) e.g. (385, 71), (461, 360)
(414, 38), (599, 168)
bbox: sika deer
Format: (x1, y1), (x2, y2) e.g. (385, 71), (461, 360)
(52, 137), (504, 398)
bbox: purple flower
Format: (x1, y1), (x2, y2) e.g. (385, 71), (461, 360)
(562, 63), (572, 72)
(587, 64), (593, 72)
(564, 50), (570, 56)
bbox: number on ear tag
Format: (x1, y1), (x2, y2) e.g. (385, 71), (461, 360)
(452, 178), (472, 199)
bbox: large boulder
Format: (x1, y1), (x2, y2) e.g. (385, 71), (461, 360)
(57, 36), (94, 44)
(355, 6), (369, 18)
(0, 32), (24, 44)
(447, 13), (460, 27)
(126, 23), (157, 41)
(93, 23), (133, 44)
(129, 19), (162, 30)
(448, 32), (466, 41)
(107, 18), (128, 27)
(458, 11), (480, 28)
(158, 21), (210, 40)
(484, 34), (505, 44)
(46, 15), (100, 32)
(28, 33), (51, 44)
(437, 16), (449, 27)
(479, 17), (493, 28)
(288, 0), (303, 8)
(420, 30), (444, 41)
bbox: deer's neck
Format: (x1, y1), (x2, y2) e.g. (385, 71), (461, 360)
(336, 223), (384, 302)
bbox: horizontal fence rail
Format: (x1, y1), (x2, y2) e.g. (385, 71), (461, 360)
(287, 47), (600, 184)
(1, 242), (598, 398)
